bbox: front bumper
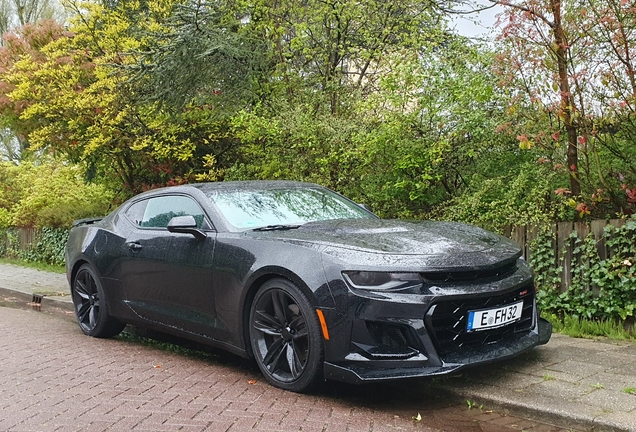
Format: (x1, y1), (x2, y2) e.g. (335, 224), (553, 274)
(321, 258), (552, 384)
(324, 318), (552, 384)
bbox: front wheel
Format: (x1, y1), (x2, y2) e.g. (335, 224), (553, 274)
(249, 278), (323, 392)
(72, 264), (125, 338)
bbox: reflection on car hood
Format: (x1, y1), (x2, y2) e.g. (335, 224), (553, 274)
(248, 219), (512, 256)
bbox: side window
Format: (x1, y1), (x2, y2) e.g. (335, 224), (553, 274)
(140, 196), (208, 229)
(125, 200), (148, 226)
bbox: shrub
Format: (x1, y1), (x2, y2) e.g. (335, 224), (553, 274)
(0, 160), (114, 228)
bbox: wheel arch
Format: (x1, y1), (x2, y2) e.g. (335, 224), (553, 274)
(70, 260), (125, 338)
(69, 259), (90, 288)
(70, 259), (123, 319)
(240, 267), (317, 359)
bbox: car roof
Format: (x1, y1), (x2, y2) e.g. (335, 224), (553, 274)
(191, 180), (322, 193)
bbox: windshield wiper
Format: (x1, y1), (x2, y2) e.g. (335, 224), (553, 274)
(252, 224), (301, 232)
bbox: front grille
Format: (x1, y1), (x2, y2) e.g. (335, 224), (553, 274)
(421, 260), (517, 283)
(426, 287), (535, 357)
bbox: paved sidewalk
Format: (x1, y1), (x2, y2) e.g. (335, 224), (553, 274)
(0, 263), (70, 309)
(426, 336), (636, 431)
(1, 263), (635, 431)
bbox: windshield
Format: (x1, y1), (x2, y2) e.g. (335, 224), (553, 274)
(205, 187), (375, 230)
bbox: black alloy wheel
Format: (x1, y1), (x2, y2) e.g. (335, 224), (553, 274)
(72, 264), (125, 338)
(249, 278), (323, 392)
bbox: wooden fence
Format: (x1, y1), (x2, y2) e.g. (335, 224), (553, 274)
(504, 219), (627, 292)
(17, 227), (38, 250)
(4, 220), (630, 292)
(0, 227), (38, 253)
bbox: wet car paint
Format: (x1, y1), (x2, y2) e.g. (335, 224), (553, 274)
(65, 181), (551, 387)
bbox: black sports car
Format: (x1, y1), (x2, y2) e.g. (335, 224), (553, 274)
(65, 180), (551, 392)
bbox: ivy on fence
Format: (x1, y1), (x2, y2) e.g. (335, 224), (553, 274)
(532, 216), (636, 322)
(0, 227), (69, 267)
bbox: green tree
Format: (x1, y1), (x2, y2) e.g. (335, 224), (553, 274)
(247, 0), (443, 115)
(226, 36), (522, 220)
(492, 0), (636, 218)
(0, 19), (65, 160)
(0, 1), (234, 194)
(129, 0), (268, 112)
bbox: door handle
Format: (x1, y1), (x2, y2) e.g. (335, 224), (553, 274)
(127, 242), (142, 251)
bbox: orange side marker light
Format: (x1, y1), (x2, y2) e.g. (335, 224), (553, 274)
(316, 309), (330, 341)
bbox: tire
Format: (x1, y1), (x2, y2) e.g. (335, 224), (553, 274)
(72, 264), (125, 338)
(249, 278), (323, 392)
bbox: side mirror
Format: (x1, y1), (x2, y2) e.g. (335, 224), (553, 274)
(167, 215), (207, 240)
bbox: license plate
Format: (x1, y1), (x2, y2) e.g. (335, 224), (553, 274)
(467, 300), (524, 332)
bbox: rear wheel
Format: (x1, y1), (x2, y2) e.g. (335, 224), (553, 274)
(249, 278), (323, 392)
(72, 264), (125, 338)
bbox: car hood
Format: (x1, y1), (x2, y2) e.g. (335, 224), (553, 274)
(248, 219), (518, 255)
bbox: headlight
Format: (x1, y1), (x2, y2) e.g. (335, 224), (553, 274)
(342, 271), (423, 291)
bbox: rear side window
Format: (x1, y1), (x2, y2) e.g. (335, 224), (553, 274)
(125, 200), (147, 226)
(126, 196), (208, 229)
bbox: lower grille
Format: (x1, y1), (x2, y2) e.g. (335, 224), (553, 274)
(426, 287), (535, 357)
(350, 320), (421, 360)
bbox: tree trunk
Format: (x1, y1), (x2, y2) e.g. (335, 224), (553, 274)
(550, 0), (580, 196)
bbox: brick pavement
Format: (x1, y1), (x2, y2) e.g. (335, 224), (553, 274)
(0, 306), (568, 432)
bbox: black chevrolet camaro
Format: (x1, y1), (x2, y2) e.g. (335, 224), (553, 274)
(65, 181), (551, 392)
